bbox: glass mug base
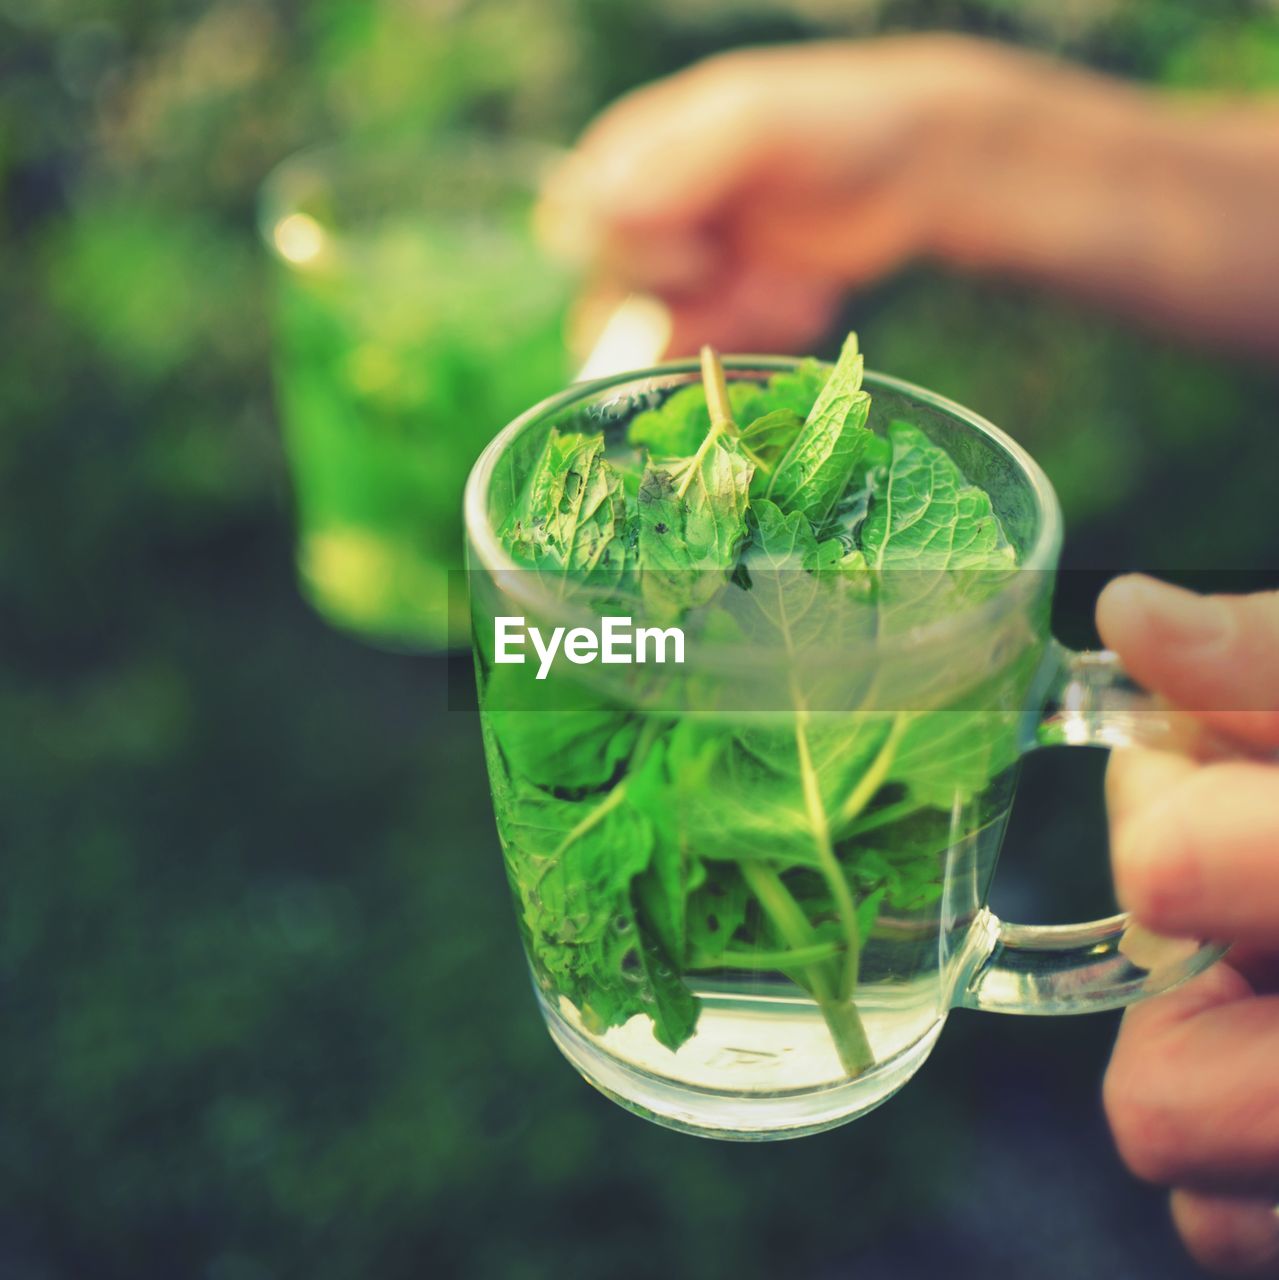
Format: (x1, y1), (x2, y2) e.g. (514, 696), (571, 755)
(538, 984), (945, 1141)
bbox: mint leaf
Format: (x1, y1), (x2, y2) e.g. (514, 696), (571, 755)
(888, 709), (1016, 809)
(628, 384), (707, 457)
(482, 663), (639, 793)
(739, 408), (803, 495)
(644, 720), (823, 871)
(861, 419), (1016, 632)
(637, 436), (752, 618)
(738, 498), (828, 642)
(684, 869), (751, 967)
(882, 645), (1039, 810)
(628, 382), (771, 457)
(496, 777), (652, 1026)
(767, 334), (873, 527)
(762, 357), (827, 417)
(496, 760), (700, 1051)
(628, 739), (703, 964)
(630, 929), (700, 1050)
(862, 420), (1015, 573)
(837, 418), (1026, 811)
(499, 428), (629, 587)
(729, 498), (875, 661)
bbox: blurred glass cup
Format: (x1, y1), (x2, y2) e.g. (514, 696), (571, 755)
(258, 134), (575, 650)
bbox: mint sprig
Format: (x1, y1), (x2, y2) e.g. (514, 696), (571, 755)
(481, 335), (1025, 1075)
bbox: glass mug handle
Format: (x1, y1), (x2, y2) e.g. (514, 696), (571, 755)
(962, 641), (1230, 1015)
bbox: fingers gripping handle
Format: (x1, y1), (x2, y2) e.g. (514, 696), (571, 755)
(962, 643), (1228, 1015)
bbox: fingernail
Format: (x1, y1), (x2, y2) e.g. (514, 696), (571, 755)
(1114, 575), (1235, 650)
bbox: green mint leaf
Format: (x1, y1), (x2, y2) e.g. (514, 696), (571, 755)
(684, 867), (751, 967)
(748, 496), (816, 563)
(495, 778), (651, 1022)
(735, 498), (834, 649)
(627, 384), (707, 457)
(820, 432), (890, 553)
(762, 358), (828, 417)
(482, 663), (639, 793)
(841, 418), (1026, 809)
(631, 927), (700, 1051)
(890, 711), (1011, 809)
(862, 419), (1015, 572)
(646, 721), (815, 870)
(805, 536), (872, 592)
(627, 739), (704, 964)
(730, 498), (875, 658)
(839, 810), (954, 913)
(860, 419), (1016, 629)
(499, 428), (629, 586)
(739, 408), (804, 494)
(637, 436), (753, 618)
(628, 382), (771, 457)
(494, 766), (701, 1051)
(766, 334), (873, 527)
(883, 652), (1036, 809)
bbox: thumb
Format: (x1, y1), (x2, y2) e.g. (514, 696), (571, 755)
(1096, 575), (1279, 751)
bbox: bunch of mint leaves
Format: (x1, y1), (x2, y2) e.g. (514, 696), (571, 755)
(480, 335), (1027, 1076)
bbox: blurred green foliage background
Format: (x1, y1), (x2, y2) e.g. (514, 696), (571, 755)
(2, 2), (1276, 1277)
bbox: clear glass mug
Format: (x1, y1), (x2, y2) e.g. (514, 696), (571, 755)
(464, 357), (1226, 1141)
(258, 134), (574, 650)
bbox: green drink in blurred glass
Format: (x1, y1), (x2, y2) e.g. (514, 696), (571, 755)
(259, 136), (573, 649)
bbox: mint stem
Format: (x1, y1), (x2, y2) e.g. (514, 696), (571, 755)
(674, 346), (739, 500)
(791, 697), (865, 1001)
(740, 862), (874, 1077)
(700, 344), (735, 430)
(836, 713), (910, 831)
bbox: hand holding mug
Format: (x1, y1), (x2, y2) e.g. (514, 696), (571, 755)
(1098, 578), (1279, 1277)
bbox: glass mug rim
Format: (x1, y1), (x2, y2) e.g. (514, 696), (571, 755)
(257, 130), (564, 271)
(463, 356), (1065, 671)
